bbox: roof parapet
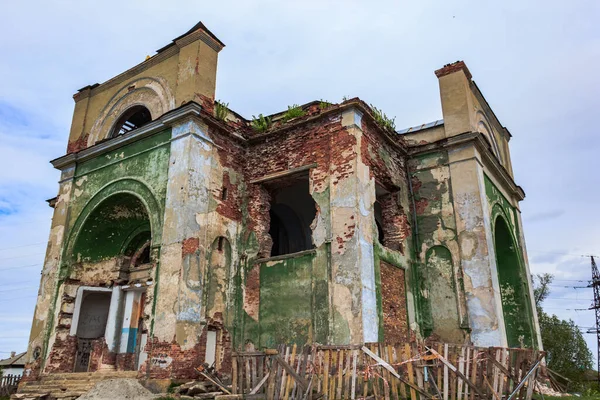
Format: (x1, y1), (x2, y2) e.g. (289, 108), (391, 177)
(435, 61), (472, 80)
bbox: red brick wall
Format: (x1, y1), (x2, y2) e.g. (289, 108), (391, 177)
(380, 261), (410, 343)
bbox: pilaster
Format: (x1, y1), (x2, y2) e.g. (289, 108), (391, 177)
(328, 108), (379, 344)
(447, 144), (507, 347)
(153, 115), (219, 348)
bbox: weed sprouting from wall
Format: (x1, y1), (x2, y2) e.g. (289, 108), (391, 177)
(319, 100), (333, 110)
(282, 104), (305, 122)
(251, 114), (272, 133)
(370, 104), (396, 132)
(215, 100), (229, 121)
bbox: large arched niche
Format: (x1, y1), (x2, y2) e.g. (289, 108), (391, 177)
(493, 214), (534, 348)
(206, 236), (232, 318)
(62, 179), (163, 271)
(424, 245), (463, 342)
(88, 76), (175, 146)
(72, 193), (150, 263)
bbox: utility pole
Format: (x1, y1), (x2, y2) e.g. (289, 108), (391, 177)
(589, 256), (600, 387)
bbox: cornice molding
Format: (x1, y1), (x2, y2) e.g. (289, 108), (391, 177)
(174, 29), (223, 52)
(51, 102), (203, 170)
(408, 131), (525, 201)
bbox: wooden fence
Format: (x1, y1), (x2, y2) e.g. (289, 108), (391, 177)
(231, 342), (544, 400)
(0, 374), (22, 396)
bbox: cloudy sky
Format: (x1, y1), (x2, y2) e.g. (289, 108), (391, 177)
(0, 0), (599, 363)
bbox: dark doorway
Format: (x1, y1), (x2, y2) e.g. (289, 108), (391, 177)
(267, 177), (316, 257)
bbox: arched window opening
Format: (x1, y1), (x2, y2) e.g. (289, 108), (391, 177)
(494, 216), (533, 348)
(267, 175), (316, 257)
(111, 105), (152, 137)
(131, 241), (151, 268)
(374, 199), (385, 244)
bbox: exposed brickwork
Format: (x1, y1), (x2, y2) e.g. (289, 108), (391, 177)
(415, 198), (429, 215)
(215, 171), (243, 221)
(87, 338), (105, 372)
(45, 334), (77, 373)
(434, 60), (472, 79)
(141, 322), (232, 380)
(379, 193), (411, 253)
(66, 133), (89, 154)
(115, 353), (136, 371)
(380, 261), (410, 343)
(247, 184), (272, 257)
(244, 264), (260, 320)
(182, 237), (200, 257)
(360, 118), (407, 189)
(194, 93), (215, 115)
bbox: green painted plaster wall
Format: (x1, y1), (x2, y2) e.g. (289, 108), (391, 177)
(484, 175), (535, 348)
(65, 129), (171, 263)
(72, 193), (150, 262)
(258, 250), (328, 348)
(409, 151), (462, 337)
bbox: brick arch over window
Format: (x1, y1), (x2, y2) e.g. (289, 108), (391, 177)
(62, 178), (163, 271)
(88, 76), (175, 146)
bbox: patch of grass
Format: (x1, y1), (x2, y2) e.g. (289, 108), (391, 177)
(251, 114), (272, 133)
(155, 396), (176, 400)
(282, 104), (305, 122)
(215, 100), (229, 121)
(319, 100), (333, 110)
(166, 381), (183, 393)
(370, 103), (396, 132)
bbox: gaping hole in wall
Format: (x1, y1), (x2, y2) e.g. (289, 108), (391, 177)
(266, 174), (316, 257)
(76, 292), (111, 339)
(124, 232), (152, 268)
(376, 184), (404, 252)
(494, 216), (534, 348)
(74, 291), (111, 372)
(110, 105), (152, 137)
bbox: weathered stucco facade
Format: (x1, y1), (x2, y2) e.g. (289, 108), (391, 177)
(22, 22), (541, 385)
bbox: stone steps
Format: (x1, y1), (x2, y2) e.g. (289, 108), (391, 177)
(15, 371), (139, 399)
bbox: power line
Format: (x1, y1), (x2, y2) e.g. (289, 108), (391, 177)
(0, 252), (44, 261)
(528, 249), (600, 258)
(0, 286), (38, 293)
(0, 263), (42, 272)
(0, 242), (45, 252)
(0, 279), (39, 288)
(548, 284), (591, 289)
(0, 295), (37, 303)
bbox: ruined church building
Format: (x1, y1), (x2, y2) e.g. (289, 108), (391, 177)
(23, 22), (541, 381)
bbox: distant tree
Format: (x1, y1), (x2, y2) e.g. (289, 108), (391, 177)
(534, 273), (553, 310)
(533, 274), (594, 386)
